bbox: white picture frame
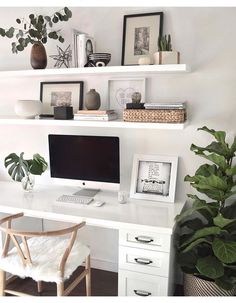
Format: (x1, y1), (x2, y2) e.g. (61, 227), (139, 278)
(130, 154), (178, 203)
(108, 78), (146, 117)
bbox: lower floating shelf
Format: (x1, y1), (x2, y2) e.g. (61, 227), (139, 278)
(0, 116), (186, 130)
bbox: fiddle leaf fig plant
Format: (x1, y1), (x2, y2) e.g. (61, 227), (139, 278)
(0, 7), (72, 53)
(176, 126), (236, 291)
(4, 152), (48, 182)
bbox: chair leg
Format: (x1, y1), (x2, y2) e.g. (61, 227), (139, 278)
(0, 270), (6, 296)
(37, 281), (43, 293)
(85, 255), (91, 296)
(57, 282), (64, 296)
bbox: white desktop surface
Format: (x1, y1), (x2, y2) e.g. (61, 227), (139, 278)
(0, 181), (184, 234)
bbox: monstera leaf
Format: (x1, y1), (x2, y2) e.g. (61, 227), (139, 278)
(4, 152), (48, 182)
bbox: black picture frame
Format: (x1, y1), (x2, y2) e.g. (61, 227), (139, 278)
(121, 12), (164, 66)
(40, 81), (84, 115)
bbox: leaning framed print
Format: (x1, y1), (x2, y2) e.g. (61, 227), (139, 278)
(130, 154), (178, 203)
(121, 12), (163, 65)
(108, 78), (146, 117)
(40, 81), (84, 115)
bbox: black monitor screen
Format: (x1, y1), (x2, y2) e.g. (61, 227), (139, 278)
(48, 135), (120, 184)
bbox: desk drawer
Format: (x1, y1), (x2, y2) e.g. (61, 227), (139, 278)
(118, 269), (168, 296)
(119, 229), (171, 252)
(119, 246), (169, 277)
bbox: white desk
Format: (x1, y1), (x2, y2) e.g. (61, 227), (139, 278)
(0, 181), (184, 296)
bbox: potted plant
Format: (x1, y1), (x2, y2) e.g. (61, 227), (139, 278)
(153, 34), (180, 65)
(4, 152), (48, 191)
(176, 126), (236, 296)
(0, 7), (72, 69)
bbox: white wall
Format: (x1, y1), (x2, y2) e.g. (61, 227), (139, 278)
(0, 7), (235, 271)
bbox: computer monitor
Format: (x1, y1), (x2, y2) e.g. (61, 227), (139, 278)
(48, 134), (120, 191)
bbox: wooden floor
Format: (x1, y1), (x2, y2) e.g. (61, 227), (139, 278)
(6, 267), (118, 296)
(5, 267), (183, 296)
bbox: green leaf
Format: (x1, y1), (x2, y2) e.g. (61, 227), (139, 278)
(230, 136), (236, 154)
(4, 152), (28, 182)
(181, 226), (221, 248)
(16, 44), (24, 51)
(44, 16), (51, 22)
(191, 142), (231, 159)
(226, 165), (236, 177)
(215, 276), (236, 291)
(16, 18), (21, 24)
(180, 218), (205, 230)
(29, 153), (48, 175)
(29, 14), (34, 19)
(5, 27), (15, 38)
(0, 28), (6, 37)
(182, 238), (212, 253)
(213, 238), (236, 263)
(196, 256), (224, 279)
(176, 198), (218, 223)
(213, 213), (236, 228)
(198, 126), (226, 145)
(52, 16), (59, 23)
(221, 202), (236, 219)
(58, 36), (64, 43)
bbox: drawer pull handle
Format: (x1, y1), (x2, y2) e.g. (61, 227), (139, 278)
(134, 289), (151, 296)
(134, 257), (153, 265)
(135, 236), (154, 243)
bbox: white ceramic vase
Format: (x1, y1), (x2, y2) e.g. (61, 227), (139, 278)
(15, 100), (42, 119)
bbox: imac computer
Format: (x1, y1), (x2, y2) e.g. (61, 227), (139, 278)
(48, 134), (120, 196)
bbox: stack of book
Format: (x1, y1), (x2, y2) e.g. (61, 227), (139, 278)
(74, 110), (118, 121)
(144, 102), (186, 110)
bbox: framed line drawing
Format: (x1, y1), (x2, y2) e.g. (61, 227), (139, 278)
(108, 78), (146, 117)
(40, 81), (84, 115)
(121, 12), (164, 65)
(130, 154), (178, 203)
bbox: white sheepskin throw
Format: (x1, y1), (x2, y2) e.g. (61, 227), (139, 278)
(0, 236), (90, 283)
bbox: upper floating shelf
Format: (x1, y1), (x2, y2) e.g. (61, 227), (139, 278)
(0, 64), (190, 78)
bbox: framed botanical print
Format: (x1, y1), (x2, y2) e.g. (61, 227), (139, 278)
(121, 12), (163, 65)
(130, 154), (178, 203)
(40, 81), (84, 115)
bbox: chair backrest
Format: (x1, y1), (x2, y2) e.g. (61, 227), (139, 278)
(0, 213), (86, 277)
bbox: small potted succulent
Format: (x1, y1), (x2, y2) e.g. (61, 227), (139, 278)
(0, 7), (72, 69)
(4, 152), (48, 191)
(153, 34), (180, 65)
(54, 101), (74, 120)
(176, 126), (236, 296)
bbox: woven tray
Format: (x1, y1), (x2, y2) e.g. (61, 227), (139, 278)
(123, 109), (186, 123)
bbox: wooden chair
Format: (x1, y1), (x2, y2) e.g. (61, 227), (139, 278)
(0, 213), (91, 296)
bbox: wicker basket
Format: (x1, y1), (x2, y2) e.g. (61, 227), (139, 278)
(123, 109), (186, 123)
(184, 274), (236, 296)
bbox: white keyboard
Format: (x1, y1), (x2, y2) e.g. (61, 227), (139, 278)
(56, 195), (94, 205)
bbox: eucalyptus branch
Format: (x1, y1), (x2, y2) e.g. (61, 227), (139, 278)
(0, 7), (72, 53)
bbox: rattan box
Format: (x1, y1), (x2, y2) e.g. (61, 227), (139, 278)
(123, 109), (186, 123)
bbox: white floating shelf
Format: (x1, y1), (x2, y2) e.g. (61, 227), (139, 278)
(0, 64), (190, 78)
(0, 116), (186, 130)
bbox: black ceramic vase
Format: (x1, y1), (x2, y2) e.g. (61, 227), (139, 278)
(30, 43), (47, 69)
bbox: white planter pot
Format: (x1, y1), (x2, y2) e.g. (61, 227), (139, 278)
(15, 100), (42, 119)
(153, 51), (180, 65)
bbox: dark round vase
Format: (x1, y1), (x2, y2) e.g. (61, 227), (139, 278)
(30, 43), (47, 69)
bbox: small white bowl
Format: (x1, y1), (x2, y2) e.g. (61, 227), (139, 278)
(15, 100), (42, 119)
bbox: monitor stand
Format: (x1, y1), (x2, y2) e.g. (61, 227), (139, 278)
(73, 188), (100, 198)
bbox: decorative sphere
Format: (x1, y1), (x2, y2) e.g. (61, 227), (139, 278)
(131, 92), (142, 104)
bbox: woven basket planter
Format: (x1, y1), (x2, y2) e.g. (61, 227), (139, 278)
(184, 274), (236, 296)
(123, 109), (186, 123)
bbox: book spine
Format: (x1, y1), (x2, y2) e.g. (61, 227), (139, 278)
(78, 34), (86, 67)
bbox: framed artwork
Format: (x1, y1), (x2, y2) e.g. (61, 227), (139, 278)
(121, 12), (163, 65)
(40, 81), (84, 115)
(108, 78), (146, 117)
(130, 154), (178, 203)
